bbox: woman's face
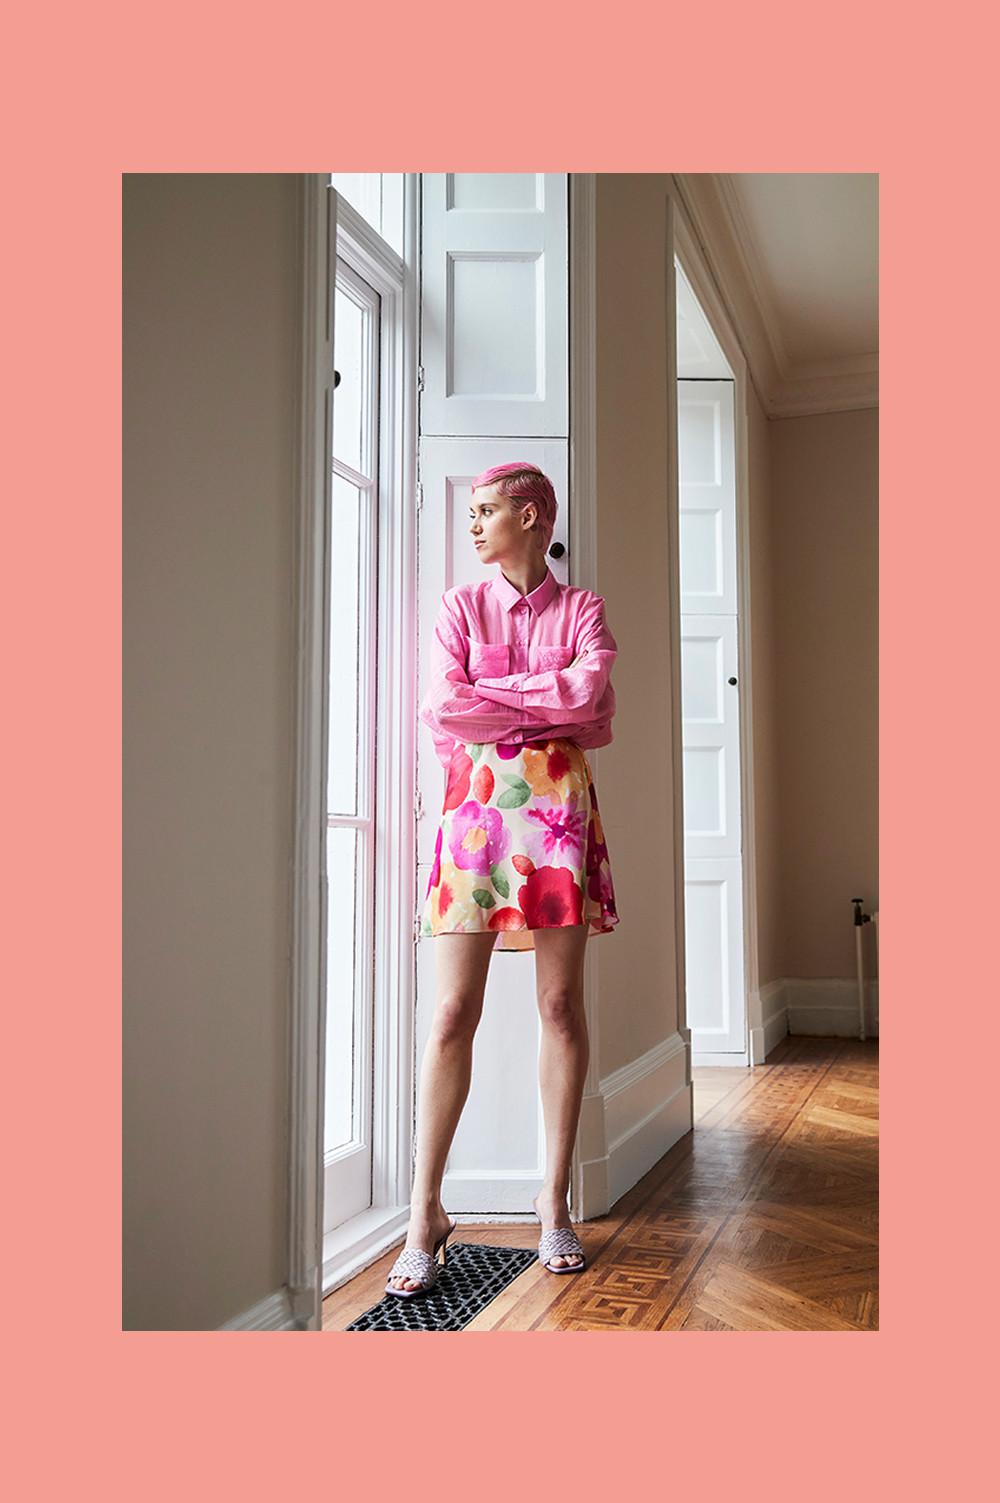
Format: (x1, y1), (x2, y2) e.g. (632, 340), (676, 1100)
(468, 483), (537, 565)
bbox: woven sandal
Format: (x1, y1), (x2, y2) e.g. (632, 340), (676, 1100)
(385, 1217), (457, 1298)
(537, 1224), (588, 1274)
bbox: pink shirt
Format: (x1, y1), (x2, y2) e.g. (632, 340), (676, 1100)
(419, 564), (618, 768)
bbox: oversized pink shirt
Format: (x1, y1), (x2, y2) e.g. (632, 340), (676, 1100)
(419, 564), (618, 768)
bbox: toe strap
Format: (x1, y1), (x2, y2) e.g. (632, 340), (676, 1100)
(388, 1247), (437, 1283)
(538, 1227), (585, 1261)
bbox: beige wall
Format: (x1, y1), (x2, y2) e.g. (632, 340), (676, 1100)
(594, 175), (680, 1075)
(746, 381), (785, 989)
(770, 408), (879, 979)
(123, 175), (299, 1330)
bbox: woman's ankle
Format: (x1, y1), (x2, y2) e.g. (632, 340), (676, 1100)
(410, 1192), (445, 1215)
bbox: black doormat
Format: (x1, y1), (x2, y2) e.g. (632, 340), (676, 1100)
(345, 1242), (537, 1332)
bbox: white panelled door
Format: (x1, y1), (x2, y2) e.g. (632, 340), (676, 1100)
(420, 173), (567, 437)
(678, 380), (747, 1059)
(416, 172), (569, 1213)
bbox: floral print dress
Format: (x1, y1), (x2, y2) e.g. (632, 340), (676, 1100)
(421, 735), (619, 952)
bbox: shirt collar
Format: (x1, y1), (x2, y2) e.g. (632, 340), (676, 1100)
(490, 564), (559, 617)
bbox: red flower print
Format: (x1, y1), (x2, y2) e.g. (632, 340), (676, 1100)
(544, 744), (573, 782)
(487, 906), (527, 932)
(587, 809), (609, 891)
(519, 865), (583, 928)
(444, 748), (472, 811)
(439, 879), (454, 918)
(512, 854), (535, 875)
(472, 763), (495, 804)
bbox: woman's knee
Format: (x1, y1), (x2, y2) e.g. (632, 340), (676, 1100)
(432, 991), (483, 1044)
(537, 988), (586, 1035)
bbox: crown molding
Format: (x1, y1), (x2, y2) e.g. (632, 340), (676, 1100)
(672, 174), (878, 418)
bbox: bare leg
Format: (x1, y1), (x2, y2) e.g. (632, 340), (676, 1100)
(532, 923), (590, 1268)
(389, 931), (497, 1291)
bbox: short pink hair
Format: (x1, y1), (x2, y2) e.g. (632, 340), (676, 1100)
(471, 461), (558, 555)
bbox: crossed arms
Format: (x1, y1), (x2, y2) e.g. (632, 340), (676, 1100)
(418, 593), (617, 767)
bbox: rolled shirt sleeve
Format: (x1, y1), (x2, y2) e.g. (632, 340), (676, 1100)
(418, 595), (536, 765)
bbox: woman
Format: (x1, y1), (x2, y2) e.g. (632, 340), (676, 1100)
(385, 462), (619, 1297)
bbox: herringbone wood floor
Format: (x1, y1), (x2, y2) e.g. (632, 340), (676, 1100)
(324, 1035), (878, 1332)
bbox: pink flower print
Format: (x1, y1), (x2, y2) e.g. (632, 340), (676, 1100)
(448, 800), (512, 875)
(426, 825), (442, 895)
(521, 794), (588, 869)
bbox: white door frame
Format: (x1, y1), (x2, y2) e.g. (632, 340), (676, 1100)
(670, 189), (763, 1068)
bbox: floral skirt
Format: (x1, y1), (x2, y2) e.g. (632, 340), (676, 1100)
(420, 737), (619, 952)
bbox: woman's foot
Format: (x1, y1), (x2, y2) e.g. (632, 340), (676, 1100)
(532, 1190), (584, 1270)
(387, 1204), (454, 1293)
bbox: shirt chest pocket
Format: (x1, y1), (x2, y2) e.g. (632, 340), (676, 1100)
(528, 643), (575, 673)
(467, 640), (510, 679)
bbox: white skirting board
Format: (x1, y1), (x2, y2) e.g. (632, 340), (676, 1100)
(576, 1031), (693, 1217)
(751, 977), (879, 1063)
(218, 1286), (302, 1332)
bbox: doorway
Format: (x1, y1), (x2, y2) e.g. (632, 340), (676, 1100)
(675, 259), (751, 1065)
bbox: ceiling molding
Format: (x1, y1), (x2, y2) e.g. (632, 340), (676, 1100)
(672, 174), (878, 418)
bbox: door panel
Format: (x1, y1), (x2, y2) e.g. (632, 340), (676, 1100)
(679, 382), (738, 616)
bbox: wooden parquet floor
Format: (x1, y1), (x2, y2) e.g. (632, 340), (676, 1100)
(324, 1035), (878, 1332)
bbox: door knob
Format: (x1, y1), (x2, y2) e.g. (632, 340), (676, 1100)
(728, 676), (737, 685)
(549, 541), (566, 559)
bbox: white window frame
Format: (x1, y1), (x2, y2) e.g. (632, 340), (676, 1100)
(287, 176), (421, 1326)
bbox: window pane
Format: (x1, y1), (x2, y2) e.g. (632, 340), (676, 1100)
(328, 474), (361, 816)
(324, 825), (358, 1153)
(333, 285), (364, 476)
(331, 173), (381, 231)
(331, 173), (404, 259)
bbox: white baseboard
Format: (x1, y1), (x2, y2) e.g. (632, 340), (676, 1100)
(584, 1033), (692, 1211)
(784, 976), (879, 1038)
(751, 977), (879, 1060)
(750, 979), (791, 1063)
(218, 1286), (302, 1331)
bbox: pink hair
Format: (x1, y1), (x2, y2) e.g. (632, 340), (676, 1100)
(471, 461), (558, 555)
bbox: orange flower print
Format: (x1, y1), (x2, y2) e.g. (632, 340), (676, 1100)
(520, 745), (573, 803)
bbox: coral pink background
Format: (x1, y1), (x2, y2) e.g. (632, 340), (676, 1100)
(6, 1), (990, 1496)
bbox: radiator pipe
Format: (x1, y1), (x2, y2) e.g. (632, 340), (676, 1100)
(852, 897), (874, 1041)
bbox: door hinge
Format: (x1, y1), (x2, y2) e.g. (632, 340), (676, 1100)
(415, 788), (425, 820)
(415, 481), (423, 514)
(417, 364), (425, 393)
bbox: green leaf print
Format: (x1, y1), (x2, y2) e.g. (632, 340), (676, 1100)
(468, 743), (483, 761)
(490, 864), (510, 899)
(497, 785), (531, 809)
(472, 889), (496, 908)
(422, 920), (432, 935)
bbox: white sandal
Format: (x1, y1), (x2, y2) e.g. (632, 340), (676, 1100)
(532, 1195), (587, 1274)
(537, 1225), (588, 1274)
(385, 1217), (457, 1298)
